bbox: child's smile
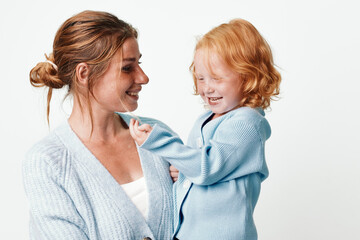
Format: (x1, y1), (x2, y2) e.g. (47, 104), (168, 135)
(208, 97), (223, 104)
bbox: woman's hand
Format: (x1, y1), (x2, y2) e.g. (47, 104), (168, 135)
(129, 119), (152, 146)
(169, 165), (179, 182)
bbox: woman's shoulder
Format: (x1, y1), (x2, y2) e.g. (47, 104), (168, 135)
(23, 126), (69, 175)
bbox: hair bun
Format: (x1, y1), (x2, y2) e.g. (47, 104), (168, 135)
(29, 56), (65, 89)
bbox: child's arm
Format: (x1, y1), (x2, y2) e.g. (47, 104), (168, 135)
(130, 119), (179, 182)
(130, 116), (268, 185)
(129, 119), (153, 146)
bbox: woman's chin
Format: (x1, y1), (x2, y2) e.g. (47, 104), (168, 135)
(118, 102), (138, 112)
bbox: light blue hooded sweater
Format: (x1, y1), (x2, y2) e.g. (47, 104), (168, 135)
(140, 107), (270, 240)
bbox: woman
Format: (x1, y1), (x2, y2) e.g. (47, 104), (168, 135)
(23, 10), (174, 239)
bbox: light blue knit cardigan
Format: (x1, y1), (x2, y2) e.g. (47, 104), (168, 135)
(140, 107), (270, 240)
(23, 113), (174, 240)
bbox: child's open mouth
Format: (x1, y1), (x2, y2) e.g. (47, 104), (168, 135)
(208, 97), (222, 104)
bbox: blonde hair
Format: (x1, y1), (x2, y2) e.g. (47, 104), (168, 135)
(190, 19), (281, 109)
(29, 10), (138, 124)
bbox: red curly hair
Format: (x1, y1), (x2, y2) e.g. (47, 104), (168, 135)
(190, 19), (281, 109)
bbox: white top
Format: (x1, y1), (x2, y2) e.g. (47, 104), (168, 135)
(23, 113), (175, 240)
(121, 177), (149, 219)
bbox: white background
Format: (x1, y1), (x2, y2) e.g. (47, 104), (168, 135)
(1, 0), (359, 239)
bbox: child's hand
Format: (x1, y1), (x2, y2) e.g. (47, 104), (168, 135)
(129, 119), (152, 146)
(169, 165), (179, 182)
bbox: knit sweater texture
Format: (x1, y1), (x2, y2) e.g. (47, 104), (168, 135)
(140, 107), (270, 240)
(23, 113), (174, 240)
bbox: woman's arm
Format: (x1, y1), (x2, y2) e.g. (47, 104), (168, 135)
(23, 150), (89, 239)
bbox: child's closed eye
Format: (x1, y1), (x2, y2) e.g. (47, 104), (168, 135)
(195, 75), (204, 81)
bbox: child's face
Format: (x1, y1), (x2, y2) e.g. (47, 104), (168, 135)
(194, 49), (242, 119)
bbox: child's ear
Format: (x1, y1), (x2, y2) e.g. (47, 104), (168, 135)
(75, 63), (90, 86)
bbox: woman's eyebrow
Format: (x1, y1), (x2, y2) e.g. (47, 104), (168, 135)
(123, 54), (142, 62)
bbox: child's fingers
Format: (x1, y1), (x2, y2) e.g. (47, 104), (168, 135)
(138, 124), (152, 133)
(170, 170), (179, 178)
(129, 118), (135, 129)
(129, 119), (136, 138)
(169, 165), (178, 172)
(133, 120), (144, 136)
(134, 119), (139, 129)
(169, 165), (179, 179)
(129, 119), (150, 146)
(129, 119), (141, 139)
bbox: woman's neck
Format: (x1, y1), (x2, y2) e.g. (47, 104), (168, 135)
(68, 101), (126, 143)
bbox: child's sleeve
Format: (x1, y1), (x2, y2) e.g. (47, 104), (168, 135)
(23, 149), (89, 239)
(140, 116), (268, 185)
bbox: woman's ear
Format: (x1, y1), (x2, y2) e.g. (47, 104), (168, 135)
(76, 63), (90, 86)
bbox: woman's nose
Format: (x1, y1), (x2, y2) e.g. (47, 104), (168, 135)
(136, 66), (149, 85)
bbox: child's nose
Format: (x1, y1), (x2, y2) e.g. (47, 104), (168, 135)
(204, 81), (215, 93)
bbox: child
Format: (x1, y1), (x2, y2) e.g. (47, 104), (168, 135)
(130, 19), (281, 240)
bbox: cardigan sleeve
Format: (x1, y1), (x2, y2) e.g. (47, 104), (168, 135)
(140, 116), (268, 185)
(23, 148), (89, 240)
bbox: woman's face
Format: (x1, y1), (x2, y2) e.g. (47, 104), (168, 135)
(91, 37), (149, 113)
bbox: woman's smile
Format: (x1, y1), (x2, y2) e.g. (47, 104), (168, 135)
(126, 90), (140, 100)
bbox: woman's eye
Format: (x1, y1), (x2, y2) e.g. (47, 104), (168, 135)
(122, 62), (141, 72)
(122, 65), (133, 72)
